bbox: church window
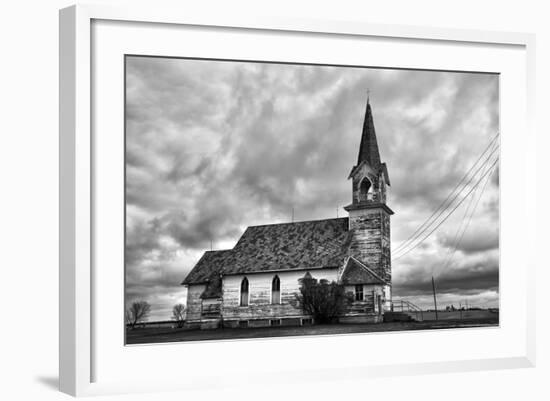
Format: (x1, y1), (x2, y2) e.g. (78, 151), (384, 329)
(240, 277), (249, 306)
(359, 178), (372, 201)
(355, 284), (364, 301)
(272, 275), (281, 304)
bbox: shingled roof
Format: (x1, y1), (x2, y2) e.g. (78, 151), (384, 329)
(181, 249), (232, 285)
(182, 217), (352, 286)
(357, 100), (381, 169)
(347, 99), (390, 185)
(340, 256), (385, 285)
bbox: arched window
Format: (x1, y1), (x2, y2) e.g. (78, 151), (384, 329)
(240, 277), (249, 306)
(359, 177), (372, 200)
(272, 275), (281, 304)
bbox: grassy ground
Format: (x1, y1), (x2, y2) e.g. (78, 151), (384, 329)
(126, 315), (498, 345)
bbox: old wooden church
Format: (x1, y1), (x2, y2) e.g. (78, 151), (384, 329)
(182, 98), (393, 329)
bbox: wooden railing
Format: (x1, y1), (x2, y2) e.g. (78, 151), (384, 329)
(390, 299), (424, 321)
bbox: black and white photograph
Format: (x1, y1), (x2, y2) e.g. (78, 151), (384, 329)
(3, 0), (548, 399)
(124, 56), (499, 344)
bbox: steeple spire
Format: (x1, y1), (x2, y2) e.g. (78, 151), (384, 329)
(346, 94), (391, 206)
(344, 95), (394, 286)
(357, 96), (381, 169)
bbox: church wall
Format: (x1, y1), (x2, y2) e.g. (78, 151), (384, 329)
(348, 208), (391, 282)
(383, 284), (392, 311)
(343, 284), (385, 315)
(381, 212), (391, 282)
(185, 284), (206, 322)
(221, 268), (339, 322)
(185, 273), (388, 328)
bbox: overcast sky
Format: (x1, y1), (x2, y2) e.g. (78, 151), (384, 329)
(125, 56), (499, 320)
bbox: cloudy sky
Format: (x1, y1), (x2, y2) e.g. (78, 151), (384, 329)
(125, 56), (499, 320)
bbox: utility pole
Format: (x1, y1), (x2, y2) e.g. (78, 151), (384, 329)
(459, 301), (463, 320)
(431, 276), (439, 320)
(291, 207), (294, 222)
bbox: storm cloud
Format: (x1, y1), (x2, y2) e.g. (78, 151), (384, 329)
(125, 57), (499, 319)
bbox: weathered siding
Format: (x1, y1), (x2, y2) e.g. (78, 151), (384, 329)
(344, 284), (385, 316)
(381, 212), (391, 282)
(185, 284), (206, 322)
(348, 208), (391, 282)
(383, 284), (392, 311)
(187, 271), (388, 325)
(222, 269), (339, 321)
(201, 298), (222, 320)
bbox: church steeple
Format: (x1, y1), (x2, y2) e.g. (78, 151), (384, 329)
(357, 99), (381, 169)
(346, 97), (391, 207)
(344, 95), (393, 284)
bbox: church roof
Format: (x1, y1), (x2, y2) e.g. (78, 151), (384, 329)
(348, 99), (390, 185)
(182, 217), (352, 286)
(340, 257), (385, 285)
(357, 100), (381, 169)
(182, 249), (232, 286)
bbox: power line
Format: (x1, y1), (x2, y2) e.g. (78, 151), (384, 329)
(393, 146), (499, 259)
(393, 157), (498, 262)
(394, 158), (498, 261)
(393, 138), (498, 255)
(393, 133), (499, 254)
(436, 156), (491, 273)
(434, 173), (480, 275)
(435, 162), (494, 277)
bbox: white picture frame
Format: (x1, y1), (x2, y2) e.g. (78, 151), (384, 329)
(59, 4), (536, 397)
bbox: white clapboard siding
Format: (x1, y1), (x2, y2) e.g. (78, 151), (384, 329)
(222, 269), (339, 320)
